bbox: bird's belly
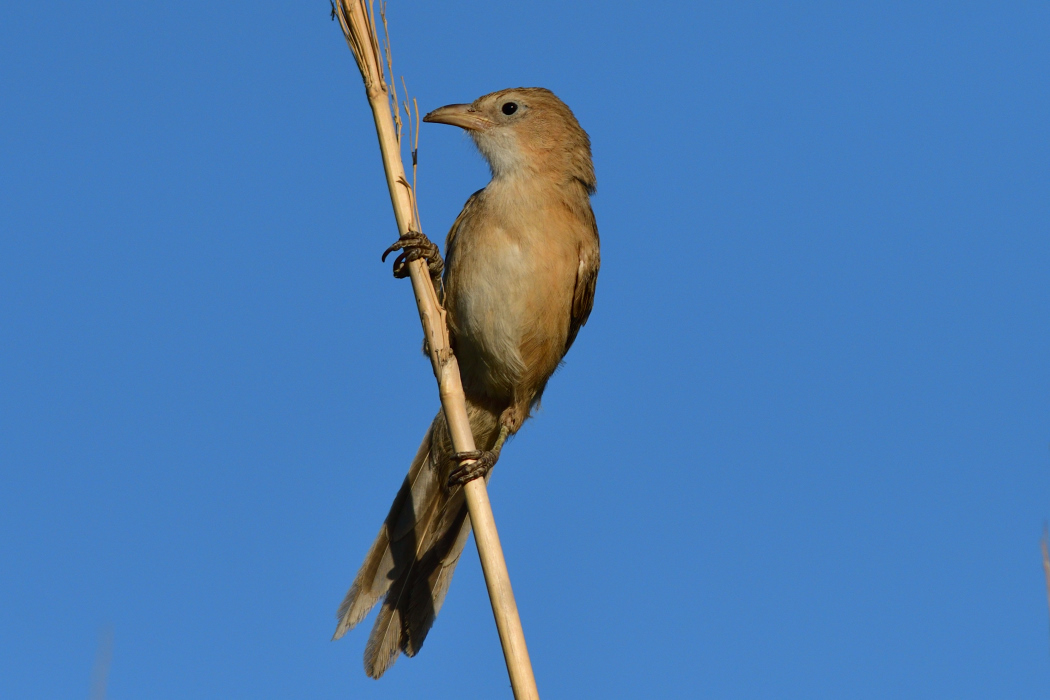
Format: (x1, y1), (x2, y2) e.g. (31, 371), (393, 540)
(450, 233), (571, 400)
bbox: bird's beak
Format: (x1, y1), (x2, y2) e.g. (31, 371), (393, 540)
(422, 104), (493, 131)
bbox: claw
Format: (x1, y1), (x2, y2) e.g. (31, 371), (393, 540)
(382, 231), (443, 280)
(447, 450), (498, 488)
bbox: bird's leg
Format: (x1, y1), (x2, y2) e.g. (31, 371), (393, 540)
(498, 403), (528, 434)
(382, 231), (443, 294)
(447, 424), (511, 488)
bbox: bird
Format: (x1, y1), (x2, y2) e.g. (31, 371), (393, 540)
(333, 87), (599, 679)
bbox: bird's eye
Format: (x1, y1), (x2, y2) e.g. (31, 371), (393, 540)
(501, 102), (518, 116)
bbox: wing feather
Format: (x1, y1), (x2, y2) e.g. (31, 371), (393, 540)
(566, 213), (600, 352)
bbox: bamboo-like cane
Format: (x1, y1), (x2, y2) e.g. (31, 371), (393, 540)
(333, 2), (539, 698)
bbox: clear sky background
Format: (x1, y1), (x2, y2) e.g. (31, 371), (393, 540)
(2, 2), (1048, 698)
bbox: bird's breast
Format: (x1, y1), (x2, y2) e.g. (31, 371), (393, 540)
(446, 200), (578, 400)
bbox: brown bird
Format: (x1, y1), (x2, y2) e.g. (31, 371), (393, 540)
(333, 87), (599, 678)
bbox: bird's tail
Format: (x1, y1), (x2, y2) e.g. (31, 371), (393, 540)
(333, 403), (500, 678)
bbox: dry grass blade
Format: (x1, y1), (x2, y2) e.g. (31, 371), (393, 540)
(334, 0), (420, 229)
(333, 0), (384, 92)
(380, 3), (404, 144)
(411, 96), (421, 227)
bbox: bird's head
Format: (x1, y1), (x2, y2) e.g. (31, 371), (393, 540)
(423, 87), (595, 194)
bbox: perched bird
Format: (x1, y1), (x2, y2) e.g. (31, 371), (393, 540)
(334, 87), (599, 678)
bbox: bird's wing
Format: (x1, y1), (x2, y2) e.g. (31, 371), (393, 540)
(443, 188), (485, 267)
(440, 188), (485, 324)
(566, 213), (600, 353)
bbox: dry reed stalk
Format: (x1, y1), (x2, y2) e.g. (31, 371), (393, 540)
(332, 3), (539, 697)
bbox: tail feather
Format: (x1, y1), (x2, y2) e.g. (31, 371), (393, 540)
(335, 403), (501, 677)
(364, 598), (404, 678)
(404, 512), (473, 656)
(333, 422), (435, 639)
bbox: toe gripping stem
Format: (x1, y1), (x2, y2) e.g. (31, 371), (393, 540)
(382, 231), (443, 283)
(447, 450), (497, 489)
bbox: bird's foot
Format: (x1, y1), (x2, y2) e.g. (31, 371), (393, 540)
(382, 231), (443, 280)
(447, 450), (498, 488)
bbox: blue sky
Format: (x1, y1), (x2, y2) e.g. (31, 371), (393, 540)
(2, 1), (1048, 697)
